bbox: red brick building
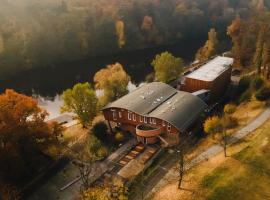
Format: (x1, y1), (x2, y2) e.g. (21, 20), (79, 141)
(102, 82), (207, 146)
(180, 56), (234, 102)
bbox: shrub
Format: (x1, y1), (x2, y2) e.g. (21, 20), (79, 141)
(91, 121), (108, 141)
(237, 76), (251, 94)
(97, 147), (108, 158)
(238, 90), (252, 103)
(204, 116), (223, 135)
(251, 76), (265, 90)
(115, 132), (125, 142)
(255, 86), (270, 101)
(224, 104), (237, 115)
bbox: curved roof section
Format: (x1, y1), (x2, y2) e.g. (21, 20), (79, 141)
(103, 82), (207, 132)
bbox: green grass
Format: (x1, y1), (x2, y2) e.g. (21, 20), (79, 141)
(200, 121), (270, 200)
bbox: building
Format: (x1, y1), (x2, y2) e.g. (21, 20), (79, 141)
(102, 82), (207, 146)
(180, 56), (234, 102)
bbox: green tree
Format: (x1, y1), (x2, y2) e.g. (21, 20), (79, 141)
(151, 51), (183, 83)
(94, 63), (130, 106)
(196, 28), (218, 62)
(61, 82), (98, 128)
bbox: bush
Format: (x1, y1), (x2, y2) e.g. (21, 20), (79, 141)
(91, 121), (108, 141)
(255, 86), (270, 101)
(115, 132), (125, 142)
(251, 76), (265, 90)
(237, 76), (251, 94)
(97, 147), (108, 158)
(238, 90), (252, 103)
(224, 104), (237, 115)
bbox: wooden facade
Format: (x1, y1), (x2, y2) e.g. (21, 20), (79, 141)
(180, 66), (232, 102)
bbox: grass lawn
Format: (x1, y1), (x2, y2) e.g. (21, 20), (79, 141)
(150, 100), (270, 200)
(200, 119), (270, 200)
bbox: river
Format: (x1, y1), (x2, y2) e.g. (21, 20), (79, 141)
(0, 40), (203, 119)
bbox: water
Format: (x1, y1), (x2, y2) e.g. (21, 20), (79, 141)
(0, 41), (203, 118)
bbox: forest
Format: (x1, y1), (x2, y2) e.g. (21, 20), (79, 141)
(0, 0), (269, 79)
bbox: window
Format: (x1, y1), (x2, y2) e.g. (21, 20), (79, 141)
(167, 124), (171, 132)
(149, 118), (152, 124)
(133, 114), (136, 121)
(152, 118), (156, 124)
(144, 116), (147, 123)
(118, 111), (122, 118)
(140, 116), (143, 122)
(162, 121), (166, 127)
(128, 112), (132, 120)
(111, 109), (117, 120)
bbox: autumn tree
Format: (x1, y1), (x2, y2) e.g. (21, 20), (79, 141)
(204, 116), (228, 157)
(0, 89), (62, 181)
(61, 82), (98, 128)
(262, 42), (270, 78)
(94, 63), (130, 106)
(115, 20), (125, 48)
(151, 51), (183, 83)
(73, 134), (107, 190)
(196, 28), (218, 62)
(81, 178), (128, 200)
(227, 17), (243, 67)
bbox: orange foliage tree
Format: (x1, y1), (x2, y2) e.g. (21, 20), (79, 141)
(0, 89), (62, 182)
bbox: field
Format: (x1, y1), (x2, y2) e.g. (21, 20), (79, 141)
(151, 100), (270, 200)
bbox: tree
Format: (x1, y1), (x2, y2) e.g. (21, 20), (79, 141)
(204, 116), (228, 157)
(94, 63), (130, 106)
(0, 89), (62, 180)
(81, 178), (128, 200)
(151, 51), (183, 83)
(253, 31), (264, 74)
(73, 134), (106, 190)
(61, 82), (98, 128)
(262, 42), (270, 78)
(196, 28), (218, 62)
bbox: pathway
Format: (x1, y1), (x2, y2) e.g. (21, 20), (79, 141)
(27, 138), (137, 200)
(146, 107), (270, 199)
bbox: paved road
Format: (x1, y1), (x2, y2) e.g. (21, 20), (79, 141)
(27, 139), (137, 200)
(146, 107), (270, 199)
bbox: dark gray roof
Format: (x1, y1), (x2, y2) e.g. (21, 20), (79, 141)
(103, 82), (207, 131)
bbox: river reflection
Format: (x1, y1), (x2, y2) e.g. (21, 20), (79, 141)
(37, 81), (143, 119)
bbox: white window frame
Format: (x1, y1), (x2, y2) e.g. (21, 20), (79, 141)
(140, 116), (143, 122)
(128, 112), (132, 120)
(144, 116), (147, 123)
(133, 114), (136, 121)
(149, 118), (152, 124)
(118, 111), (122, 118)
(152, 118), (156, 124)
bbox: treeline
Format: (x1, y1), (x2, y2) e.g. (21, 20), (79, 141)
(228, 11), (270, 78)
(0, 0), (267, 78)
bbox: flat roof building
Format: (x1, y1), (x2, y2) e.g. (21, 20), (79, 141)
(181, 56), (234, 102)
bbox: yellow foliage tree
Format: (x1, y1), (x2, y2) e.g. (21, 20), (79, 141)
(94, 63), (130, 106)
(115, 20), (125, 48)
(196, 28), (218, 62)
(203, 116), (223, 135)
